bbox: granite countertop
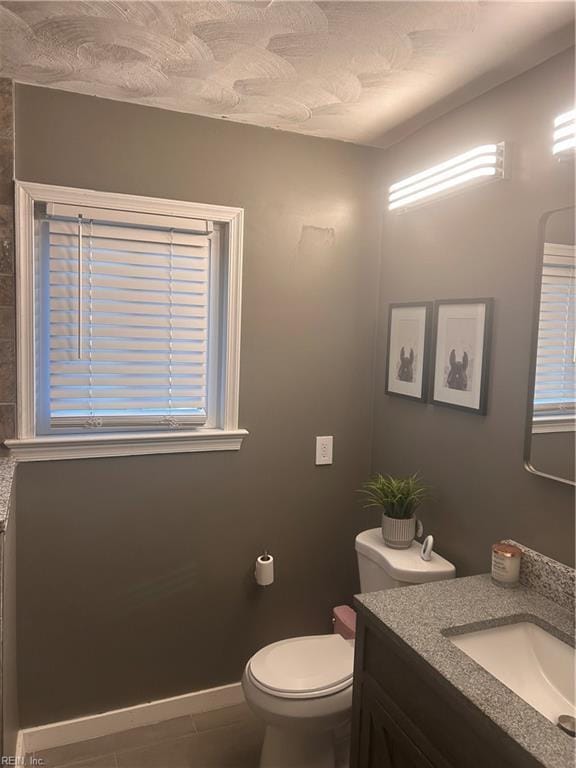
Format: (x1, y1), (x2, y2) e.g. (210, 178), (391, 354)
(0, 455), (16, 532)
(356, 574), (575, 768)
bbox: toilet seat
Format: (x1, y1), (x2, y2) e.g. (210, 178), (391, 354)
(247, 634), (354, 700)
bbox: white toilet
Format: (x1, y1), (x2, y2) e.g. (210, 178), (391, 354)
(242, 529), (456, 768)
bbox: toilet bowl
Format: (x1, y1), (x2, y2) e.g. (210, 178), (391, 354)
(242, 634), (353, 768)
(243, 530), (456, 768)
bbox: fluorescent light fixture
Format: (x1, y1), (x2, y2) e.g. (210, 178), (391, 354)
(388, 143), (505, 211)
(553, 109), (575, 156)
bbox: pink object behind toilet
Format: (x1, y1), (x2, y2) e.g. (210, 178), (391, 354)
(332, 605), (356, 640)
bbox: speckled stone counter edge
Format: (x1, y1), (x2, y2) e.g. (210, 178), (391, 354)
(0, 456), (16, 531)
(503, 539), (575, 612)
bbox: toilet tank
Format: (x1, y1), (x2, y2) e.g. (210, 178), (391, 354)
(355, 528), (455, 593)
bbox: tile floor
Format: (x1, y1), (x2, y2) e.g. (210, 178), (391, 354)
(26, 700), (351, 768)
(26, 703), (265, 768)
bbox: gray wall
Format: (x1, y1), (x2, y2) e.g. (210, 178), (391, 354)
(544, 206), (575, 244)
(531, 432), (575, 482)
(15, 85), (383, 726)
(372, 49), (575, 575)
(1, 492), (18, 757)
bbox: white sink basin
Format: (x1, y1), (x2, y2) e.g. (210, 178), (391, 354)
(449, 621), (575, 725)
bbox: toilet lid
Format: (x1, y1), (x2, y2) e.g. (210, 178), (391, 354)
(248, 635), (354, 699)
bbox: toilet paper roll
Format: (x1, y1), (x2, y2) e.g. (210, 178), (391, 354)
(255, 553), (274, 586)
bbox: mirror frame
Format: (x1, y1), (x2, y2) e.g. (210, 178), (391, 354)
(524, 205), (575, 486)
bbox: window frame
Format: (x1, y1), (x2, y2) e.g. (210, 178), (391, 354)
(6, 181), (247, 460)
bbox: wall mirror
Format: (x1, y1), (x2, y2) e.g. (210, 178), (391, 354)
(525, 207), (575, 485)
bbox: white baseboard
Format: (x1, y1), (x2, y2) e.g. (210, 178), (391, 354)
(20, 681), (243, 754)
(14, 729), (26, 761)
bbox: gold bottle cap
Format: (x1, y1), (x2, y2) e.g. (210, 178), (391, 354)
(492, 542), (522, 558)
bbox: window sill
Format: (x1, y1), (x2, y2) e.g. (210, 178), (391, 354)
(532, 420), (575, 434)
(4, 429), (249, 461)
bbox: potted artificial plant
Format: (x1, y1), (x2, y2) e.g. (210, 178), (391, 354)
(360, 473), (429, 549)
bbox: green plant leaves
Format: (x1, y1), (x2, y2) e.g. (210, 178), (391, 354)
(358, 473), (429, 519)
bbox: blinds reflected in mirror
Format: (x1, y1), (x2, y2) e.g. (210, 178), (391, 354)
(39, 206), (214, 430)
(534, 243), (576, 422)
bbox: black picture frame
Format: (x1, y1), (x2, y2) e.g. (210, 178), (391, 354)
(430, 298), (494, 415)
(385, 302), (433, 402)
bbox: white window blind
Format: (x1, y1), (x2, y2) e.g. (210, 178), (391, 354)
(38, 203), (215, 432)
(534, 243), (576, 423)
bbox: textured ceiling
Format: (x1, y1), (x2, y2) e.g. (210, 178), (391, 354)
(0, 1), (574, 146)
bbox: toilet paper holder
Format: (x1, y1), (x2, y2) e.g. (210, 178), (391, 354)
(255, 551), (274, 586)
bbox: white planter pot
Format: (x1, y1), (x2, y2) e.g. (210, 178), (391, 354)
(381, 514), (417, 549)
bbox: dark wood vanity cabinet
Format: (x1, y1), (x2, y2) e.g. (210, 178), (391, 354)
(350, 608), (542, 768)
(356, 678), (436, 768)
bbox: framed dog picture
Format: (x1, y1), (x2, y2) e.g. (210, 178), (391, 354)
(431, 299), (493, 414)
(385, 302), (433, 402)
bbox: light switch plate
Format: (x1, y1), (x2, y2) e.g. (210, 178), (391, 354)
(315, 436), (333, 465)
